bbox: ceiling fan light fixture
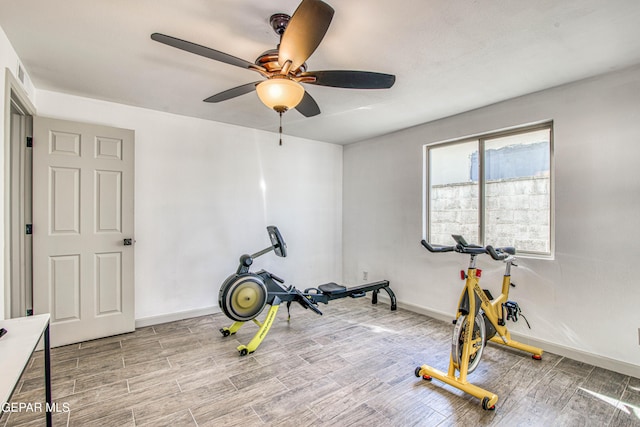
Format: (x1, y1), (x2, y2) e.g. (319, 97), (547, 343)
(256, 77), (305, 113)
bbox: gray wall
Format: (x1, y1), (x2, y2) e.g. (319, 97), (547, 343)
(343, 64), (640, 376)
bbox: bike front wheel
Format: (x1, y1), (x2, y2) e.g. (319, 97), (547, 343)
(451, 312), (486, 374)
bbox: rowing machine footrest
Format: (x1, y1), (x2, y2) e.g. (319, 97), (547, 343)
(318, 282), (347, 295)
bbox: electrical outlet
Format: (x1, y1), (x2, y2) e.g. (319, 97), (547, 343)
(363, 271), (368, 281)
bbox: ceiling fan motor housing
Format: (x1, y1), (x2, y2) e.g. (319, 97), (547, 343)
(255, 49), (307, 74)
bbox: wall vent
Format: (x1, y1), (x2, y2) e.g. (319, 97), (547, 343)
(17, 63), (25, 84)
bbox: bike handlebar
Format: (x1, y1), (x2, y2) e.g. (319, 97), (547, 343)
(421, 238), (516, 261)
(486, 245), (516, 260)
(421, 240), (454, 253)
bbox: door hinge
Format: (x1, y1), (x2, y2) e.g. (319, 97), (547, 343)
(25, 224), (32, 235)
(26, 136), (33, 148)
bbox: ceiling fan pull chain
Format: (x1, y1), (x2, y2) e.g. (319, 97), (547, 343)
(279, 111), (283, 146)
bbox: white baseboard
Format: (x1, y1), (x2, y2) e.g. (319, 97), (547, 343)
(135, 306), (221, 328)
(397, 300), (640, 379)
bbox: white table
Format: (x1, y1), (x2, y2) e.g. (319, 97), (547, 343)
(0, 314), (52, 426)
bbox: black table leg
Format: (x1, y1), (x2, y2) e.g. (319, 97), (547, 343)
(44, 324), (52, 427)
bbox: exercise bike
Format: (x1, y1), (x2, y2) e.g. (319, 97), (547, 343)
(218, 226), (397, 355)
(414, 235), (543, 410)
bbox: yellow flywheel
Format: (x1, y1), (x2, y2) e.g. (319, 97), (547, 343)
(219, 274), (268, 321)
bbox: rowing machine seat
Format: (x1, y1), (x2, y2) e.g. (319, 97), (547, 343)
(318, 282), (347, 295)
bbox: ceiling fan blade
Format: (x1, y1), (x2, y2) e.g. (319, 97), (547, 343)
(295, 91), (321, 117)
(203, 82), (261, 103)
(278, 0), (334, 71)
(301, 71), (396, 89)
(151, 33), (256, 70)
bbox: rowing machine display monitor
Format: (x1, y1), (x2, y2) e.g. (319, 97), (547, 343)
(267, 225), (287, 257)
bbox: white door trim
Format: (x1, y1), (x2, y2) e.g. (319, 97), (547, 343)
(3, 68), (36, 319)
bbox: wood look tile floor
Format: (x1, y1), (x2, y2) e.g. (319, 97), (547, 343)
(3, 297), (640, 426)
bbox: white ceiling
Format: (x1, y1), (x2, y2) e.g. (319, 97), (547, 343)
(2, 0), (640, 144)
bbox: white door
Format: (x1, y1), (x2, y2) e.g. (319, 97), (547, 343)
(32, 117), (135, 347)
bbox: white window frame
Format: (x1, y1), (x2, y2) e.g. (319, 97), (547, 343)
(423, 121), (554, 258)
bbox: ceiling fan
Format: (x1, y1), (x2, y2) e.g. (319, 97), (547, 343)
(150, 0), (396, 122)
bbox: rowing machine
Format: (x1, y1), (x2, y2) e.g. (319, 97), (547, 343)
(218, 226), (397, 355)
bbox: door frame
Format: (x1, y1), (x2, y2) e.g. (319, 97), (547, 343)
(3, 68), (36, 319)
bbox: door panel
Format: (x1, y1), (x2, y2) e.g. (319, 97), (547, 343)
(95, 170), (122, 233)
(50, 255), (80, 321)
(33, 117), (134, 347)
(95, 252), (122, 315)
(50, 167), (80, 234)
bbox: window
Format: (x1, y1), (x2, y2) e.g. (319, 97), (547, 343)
(425, 123), (553, 256)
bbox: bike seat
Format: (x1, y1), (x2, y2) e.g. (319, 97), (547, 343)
(318, 282), (347, 295)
